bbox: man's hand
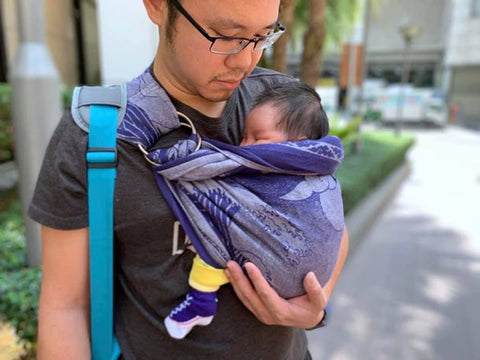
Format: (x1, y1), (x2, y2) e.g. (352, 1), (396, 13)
(225, 261), (327, 329)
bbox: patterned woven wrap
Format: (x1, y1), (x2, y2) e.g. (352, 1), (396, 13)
(148, 136), (345, 298)
(116, 69), (345, 298)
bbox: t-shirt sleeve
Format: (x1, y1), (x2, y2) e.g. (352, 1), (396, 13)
(28, 110), (90, 230)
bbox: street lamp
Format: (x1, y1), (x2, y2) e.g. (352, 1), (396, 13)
(395, 25), (422, 136)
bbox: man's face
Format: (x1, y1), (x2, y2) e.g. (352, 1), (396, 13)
(157, 0), (280, 106)
(240, 103), (289, 146)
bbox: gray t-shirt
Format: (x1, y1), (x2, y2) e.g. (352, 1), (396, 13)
(29, 67), (308, 360)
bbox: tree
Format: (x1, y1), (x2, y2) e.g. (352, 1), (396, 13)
(271, 0), (296, 73)
(270, 0), (361, 85)
(299, 0), (327, 87)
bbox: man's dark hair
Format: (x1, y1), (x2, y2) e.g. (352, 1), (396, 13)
(254, 81), (329, 140)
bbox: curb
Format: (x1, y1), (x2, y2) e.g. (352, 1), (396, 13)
(344, 160), (411, 258)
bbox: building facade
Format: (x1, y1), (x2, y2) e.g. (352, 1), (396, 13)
(444, 0), (480, 129)
(336, 0), (480, 129)
(1, 0), (100, 86)
(364, 0), (448, 88)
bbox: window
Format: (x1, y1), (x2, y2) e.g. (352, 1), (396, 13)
(367, 64), (435, 87)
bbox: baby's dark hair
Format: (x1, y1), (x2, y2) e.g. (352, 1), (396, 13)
(254, 81), (329, 140)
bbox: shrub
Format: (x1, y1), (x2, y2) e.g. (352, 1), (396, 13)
(0, 268), (41, 351)
(336, 131), (415, 214)
(364, 108), (382, 122)
(0, 192), (41, 353)
(0, 195), (27, 271)
(329, 115), (362, 140)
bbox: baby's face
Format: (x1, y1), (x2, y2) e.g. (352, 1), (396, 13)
(240, 104), (289, 146)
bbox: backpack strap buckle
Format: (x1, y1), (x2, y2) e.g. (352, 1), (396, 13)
(86, 147), (118, 168)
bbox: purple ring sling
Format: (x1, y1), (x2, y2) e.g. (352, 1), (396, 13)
(117, 69), (345, 298)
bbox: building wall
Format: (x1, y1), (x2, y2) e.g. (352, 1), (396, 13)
(2, 0), (79, 86)
(367, 0), (447, 55)
(82, 1), (101, 85)
(446, 0), (480, 129)
(445, 0), (480, 65)
(96, 0), (157, 85)
(44, 0), (78, 86)
(450, 67), (480, 129)
(2, 0), (19, 73)
(364, 0), (448, 87)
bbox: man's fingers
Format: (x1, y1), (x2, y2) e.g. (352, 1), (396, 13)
(304, 272), (328, 309)
(244, 263), (281, 305)
(226, 261), (260, 315)
(226, 261), (278, 324)
(244, 263), (290, 325)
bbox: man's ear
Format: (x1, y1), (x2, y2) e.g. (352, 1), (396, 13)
(143, 0), (168, 26)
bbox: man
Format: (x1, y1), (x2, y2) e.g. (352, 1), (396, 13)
(31, 0), (348, 359)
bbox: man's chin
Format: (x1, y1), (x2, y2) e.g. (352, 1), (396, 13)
(200, 89), (235, 103)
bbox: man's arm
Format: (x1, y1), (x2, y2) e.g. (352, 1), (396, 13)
(324, 227), (349, 300)
(225, 228), (349, 329)
(37, 226), (91, 359)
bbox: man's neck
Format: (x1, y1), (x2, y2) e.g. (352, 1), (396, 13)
(152, 60), (227, 118)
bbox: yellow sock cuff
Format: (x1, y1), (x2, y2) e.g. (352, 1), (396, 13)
(189, 255), (230, 292)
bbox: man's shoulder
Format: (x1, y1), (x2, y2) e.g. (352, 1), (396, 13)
(247, 67), (295, 83)
(239, 67), (296, 95)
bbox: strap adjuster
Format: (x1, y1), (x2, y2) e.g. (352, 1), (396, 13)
(86, 147), (118, 168)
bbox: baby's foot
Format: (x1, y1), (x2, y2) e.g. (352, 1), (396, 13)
(164, 289), (218, 339)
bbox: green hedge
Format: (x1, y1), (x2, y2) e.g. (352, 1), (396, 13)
(0, 83), (73, 164)
(0, 268), (41, 350)
(336, 131), (415, 214)
(329, 115), (362, 140)
(0, 192), (40, 352)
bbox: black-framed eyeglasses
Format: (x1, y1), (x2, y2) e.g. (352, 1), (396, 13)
(172, 0), (285, 55)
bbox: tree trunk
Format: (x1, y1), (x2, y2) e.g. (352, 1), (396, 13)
(270, 0), (295, 73)
(300, 0), (326, 87)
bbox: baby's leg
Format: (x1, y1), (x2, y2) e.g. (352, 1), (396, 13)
(164, 255), (230, 339)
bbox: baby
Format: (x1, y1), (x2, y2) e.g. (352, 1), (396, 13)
(165, 81), (332, 339)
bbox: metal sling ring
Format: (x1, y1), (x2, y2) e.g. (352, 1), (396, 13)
(137, 111), (202, 166)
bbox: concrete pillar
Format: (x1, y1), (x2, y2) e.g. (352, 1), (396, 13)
(10, 0), (62, 267)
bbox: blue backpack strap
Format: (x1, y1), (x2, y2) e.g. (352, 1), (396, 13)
(86, 104), (121, 360)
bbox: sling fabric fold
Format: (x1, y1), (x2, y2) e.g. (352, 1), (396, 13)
(147, 135), (345, 298)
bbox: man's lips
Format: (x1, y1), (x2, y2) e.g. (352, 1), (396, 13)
(214, 79), (242, 89)
(217, 78), (242, 83)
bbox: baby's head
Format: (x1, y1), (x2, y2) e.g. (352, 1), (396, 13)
(240, 82), (329, 146)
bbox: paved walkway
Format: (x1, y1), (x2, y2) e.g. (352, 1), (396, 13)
(308, 125), (480, 360)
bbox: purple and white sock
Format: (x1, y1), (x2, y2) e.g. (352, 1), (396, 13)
(164, 289), (218, 339)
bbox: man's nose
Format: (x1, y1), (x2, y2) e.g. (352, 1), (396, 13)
(225, 43), (259, 72)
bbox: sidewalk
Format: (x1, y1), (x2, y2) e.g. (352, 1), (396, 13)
(308, 126), (480, 359)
